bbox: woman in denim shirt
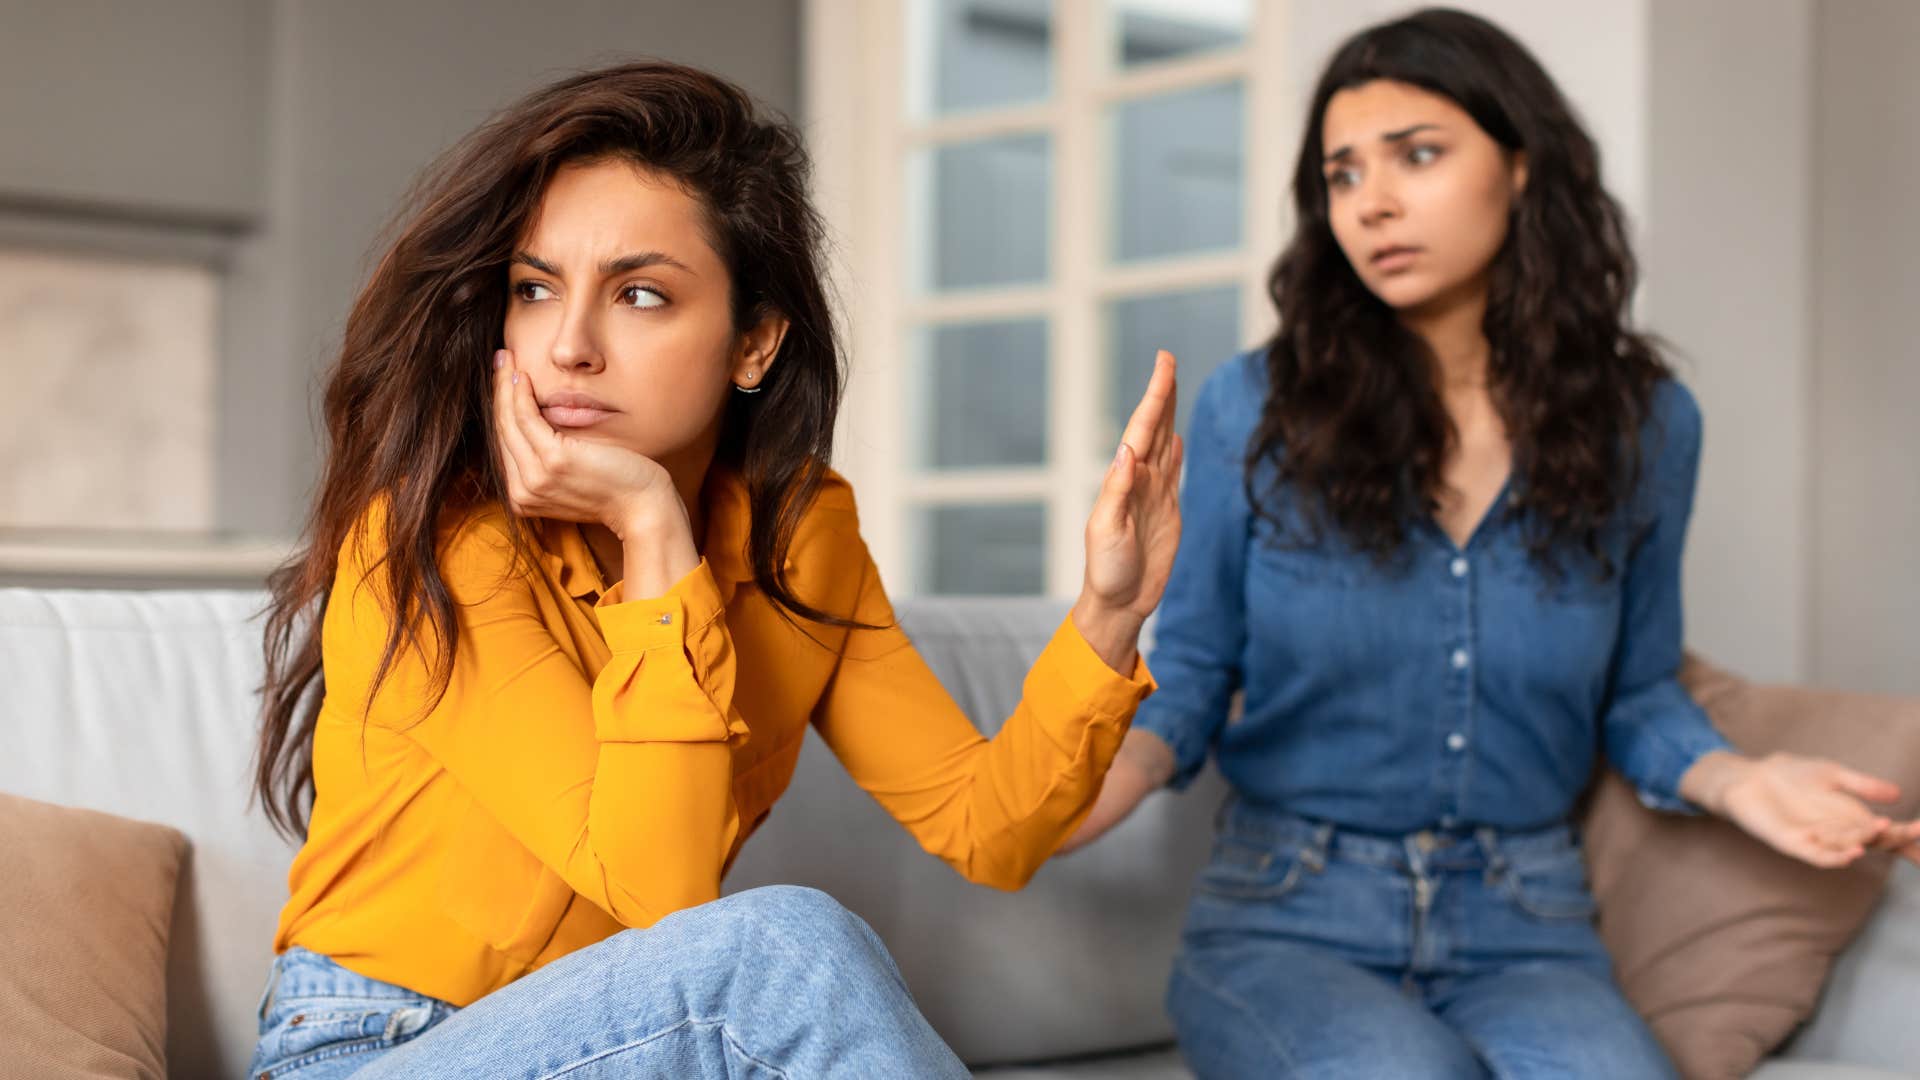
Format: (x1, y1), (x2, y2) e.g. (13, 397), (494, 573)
(1063, 10), (1920, 1078)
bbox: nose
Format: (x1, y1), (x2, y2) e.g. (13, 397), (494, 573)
(548, 301), (605, 375)
(1355, 171), (1401, 229)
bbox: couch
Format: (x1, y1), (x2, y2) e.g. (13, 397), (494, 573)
(2, 587), (1915, 1078)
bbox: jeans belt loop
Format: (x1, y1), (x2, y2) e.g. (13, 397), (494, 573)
(1303, 822), (1335, 872)
(257, 956), (283, 1023)
(1476, 826), (1508, 884)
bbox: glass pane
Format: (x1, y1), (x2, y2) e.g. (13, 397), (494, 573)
(1111, 82), (1244, 262)
(910, 0), (1052, 117)
(1111, 0), (1250, 69)
(916, 319), (1048, 468)
(917, 134), (1051, 291)
(915, 503), (1047, 595)
(1103, 285), (1241, 451)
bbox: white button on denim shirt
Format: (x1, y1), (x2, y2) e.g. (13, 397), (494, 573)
(1133, 350), (1733, 833)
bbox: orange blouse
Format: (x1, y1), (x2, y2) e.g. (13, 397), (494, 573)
(274, 469), (1154, 1006)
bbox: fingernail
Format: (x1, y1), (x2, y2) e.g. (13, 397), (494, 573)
(1114, 442), (1130, 467)
(511, 373), (519, 385)
(493, 350), (506, 370)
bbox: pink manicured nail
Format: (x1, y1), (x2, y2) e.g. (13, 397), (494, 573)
(493, 350), (506, 370)
(511, 373), (519, 385)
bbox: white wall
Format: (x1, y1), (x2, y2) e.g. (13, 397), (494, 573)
(1644, 0), (1816, 685)
(1811, 0), (1920, 695)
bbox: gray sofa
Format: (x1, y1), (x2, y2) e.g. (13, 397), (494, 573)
(2, 588), (1915, 1078)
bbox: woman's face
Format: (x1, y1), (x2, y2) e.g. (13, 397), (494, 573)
(502, 159), (783, 465)
(1319, 79), (1527, 316)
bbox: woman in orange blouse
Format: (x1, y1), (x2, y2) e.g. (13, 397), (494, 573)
(244, 62), (1181, 1079)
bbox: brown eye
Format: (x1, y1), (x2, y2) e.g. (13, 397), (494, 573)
(618, 284), (667, 309)
(512, 281), (553, 302)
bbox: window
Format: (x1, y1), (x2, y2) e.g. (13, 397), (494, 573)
(808, 0), (1290, 596)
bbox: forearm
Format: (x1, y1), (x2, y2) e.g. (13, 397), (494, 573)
(1058, 727), (1175, 854)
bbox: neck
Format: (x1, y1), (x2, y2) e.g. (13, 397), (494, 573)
(1401, 279), (1491, 391)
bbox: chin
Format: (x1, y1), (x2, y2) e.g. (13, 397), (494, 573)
(1366, 276), (1442, 312)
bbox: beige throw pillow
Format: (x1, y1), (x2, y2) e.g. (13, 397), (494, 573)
(1581, 657), (1920, 1080)
(0, 793), (187, 1080)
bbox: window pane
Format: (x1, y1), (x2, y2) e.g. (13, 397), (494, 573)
(917, 134), (1052, 291)
(916, 319), (1048, 468)
(910, 0), (1052, 117)
(1111, 0), (1250, 69)
(915, 503), (1047, 595)
(1104, 285), (1241, 451)
(1111, 82), (1244, 262)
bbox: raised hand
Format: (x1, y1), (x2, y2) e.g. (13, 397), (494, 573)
(1072, 350), (1183, 673)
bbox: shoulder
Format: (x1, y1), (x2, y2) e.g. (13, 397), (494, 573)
(1194, 348), (1270, 431)
(1643, 377), (1703, 475)
(1181, 347), (1271, 467)
(1628, 378), (1703, 511)
(785, 467), (864, 569)
(1647, 377), (1702, 448)
(334, 494), (528, 609)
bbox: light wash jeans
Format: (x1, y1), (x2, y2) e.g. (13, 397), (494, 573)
(1166, 800), (1677, 1079)
(248, 886), (968, 1079)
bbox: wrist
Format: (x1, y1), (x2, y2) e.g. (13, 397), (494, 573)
(606, 486), (687, 543)
(1070, 593), (1144, 676)
(1679, 749), (1754, 817)
(612, 493), (700, 600)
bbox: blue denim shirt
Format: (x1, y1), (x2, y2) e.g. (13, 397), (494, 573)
(1134, 350), (1732, 833)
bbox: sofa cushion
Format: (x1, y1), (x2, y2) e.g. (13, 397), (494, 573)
(1582, 657), (1920, 1080)
(0, 793), (187, 1079)
(0, 588), (296, 1080)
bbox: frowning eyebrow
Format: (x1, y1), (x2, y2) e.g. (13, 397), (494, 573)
(1324, 123), (1444, 162)
(511, 250), (695, 277)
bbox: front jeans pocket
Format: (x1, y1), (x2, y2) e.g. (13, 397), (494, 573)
(1195, 834), (1315, 902)
(251, 999), (439, 1077)
(1497, 846), (1599, 921)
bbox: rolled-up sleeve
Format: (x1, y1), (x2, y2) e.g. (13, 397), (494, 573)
(1601, 383), (1735, 812)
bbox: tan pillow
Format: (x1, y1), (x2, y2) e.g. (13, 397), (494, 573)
(0, 793), (187, 1080)
(1581, 656), (1920, 1080)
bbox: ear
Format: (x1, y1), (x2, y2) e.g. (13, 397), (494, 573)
(731, 310), (791, 391)
(1509, 148), (1530, 198)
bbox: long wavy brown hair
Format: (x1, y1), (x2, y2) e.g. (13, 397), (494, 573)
(254, 62), (851, 839)
(1254, 7), (1671, 572)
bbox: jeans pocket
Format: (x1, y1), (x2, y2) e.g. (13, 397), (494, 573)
(1497, 847), (1599, 921)
(251, 1000), (438, 1077)
(1194, 834), (1311, 902)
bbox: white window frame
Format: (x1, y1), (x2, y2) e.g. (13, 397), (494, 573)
(805, 0), (1296, 597)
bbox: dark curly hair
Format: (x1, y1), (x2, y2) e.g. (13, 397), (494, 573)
(1252, 7), (1670, 574)
(254, 61), (848, 839)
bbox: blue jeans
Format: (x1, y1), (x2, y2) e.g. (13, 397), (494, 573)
(1166, 800), (1676, 1079)
(248, 886), (968, 1079)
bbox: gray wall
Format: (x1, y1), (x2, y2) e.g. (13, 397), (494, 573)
(3, 0), (800, 547)
(0, 1), (270, 225)
(1812, 0), (1920, 695)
